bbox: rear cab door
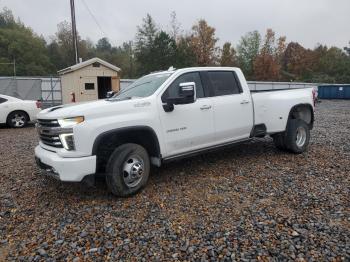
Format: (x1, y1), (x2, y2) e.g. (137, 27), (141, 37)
(158, 71), (215, 157)
(203, 69), (254, 143)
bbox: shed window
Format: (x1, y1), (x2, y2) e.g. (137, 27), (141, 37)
(85, 83), (95, 90)
(92, 62), (100, 67)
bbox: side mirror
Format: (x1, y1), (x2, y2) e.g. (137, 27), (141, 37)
(179, 82), (195, 100)
(106, 91), (116, 98)
(163, 82), (196, 112)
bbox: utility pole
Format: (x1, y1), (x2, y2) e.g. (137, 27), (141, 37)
(70, 0), (79, 64)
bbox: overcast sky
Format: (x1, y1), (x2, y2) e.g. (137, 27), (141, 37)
(1, 0), (349, 49)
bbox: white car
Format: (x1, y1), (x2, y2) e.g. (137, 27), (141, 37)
(35, 67), (316, 196)
(0, 94), (42, 128)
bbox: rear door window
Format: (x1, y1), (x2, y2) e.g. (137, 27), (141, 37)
(208, 71), (241, 96)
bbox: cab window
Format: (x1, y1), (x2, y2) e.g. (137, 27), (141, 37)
(208, 71), (241, 96)
(162, 72), (204, 102)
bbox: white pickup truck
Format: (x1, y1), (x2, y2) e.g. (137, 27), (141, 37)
(35, 67), (315, 196)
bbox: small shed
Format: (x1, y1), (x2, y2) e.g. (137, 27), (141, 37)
(318, 84), (350, 99)
(58, 57), (121, 104)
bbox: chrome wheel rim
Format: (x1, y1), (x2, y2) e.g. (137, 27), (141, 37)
(11, 113), (26, 127)
(296, 126), (307, 147)
(122, 155), (144, 188)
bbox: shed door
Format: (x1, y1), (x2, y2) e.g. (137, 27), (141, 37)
(79, 77), (98, 102)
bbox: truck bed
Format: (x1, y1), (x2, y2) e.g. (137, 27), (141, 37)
(251, 88), (314, 133)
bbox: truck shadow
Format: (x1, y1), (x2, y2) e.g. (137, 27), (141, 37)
(149, 138), (280, 182)
(37, 137), (291, 201)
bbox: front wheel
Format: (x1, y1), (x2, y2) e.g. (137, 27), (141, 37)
(284, 119), (310, 154)
(106, 143), (150, 197)
(7, 111), (28, 128)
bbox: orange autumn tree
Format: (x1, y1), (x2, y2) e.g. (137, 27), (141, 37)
(190, 19), (219, 66)
(281, 42), (317, 81)
(253, 29), (286, 81)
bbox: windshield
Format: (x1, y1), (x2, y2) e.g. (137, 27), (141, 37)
(111, 72), (172, 100)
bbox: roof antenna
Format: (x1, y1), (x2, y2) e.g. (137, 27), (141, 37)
(168, 66), (175, 71)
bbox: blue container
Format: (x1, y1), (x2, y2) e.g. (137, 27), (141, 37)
(318, 85), (350, 99)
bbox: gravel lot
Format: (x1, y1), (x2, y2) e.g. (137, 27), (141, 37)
(1, 100), (349, 261)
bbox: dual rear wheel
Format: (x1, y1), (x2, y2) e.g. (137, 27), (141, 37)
(273, 119), (310, 154)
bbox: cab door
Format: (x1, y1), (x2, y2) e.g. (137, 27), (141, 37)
(158, 72), (215, 157)
(79, 76), (98, 102)
(205, 71), (253, 143)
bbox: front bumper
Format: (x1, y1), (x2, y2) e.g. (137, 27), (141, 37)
(34, 145), (96, 182)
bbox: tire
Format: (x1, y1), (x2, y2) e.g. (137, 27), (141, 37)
(7, 111), (28, 128)
(272, 133), (286, 150)
(284, 119), (310, 154)
(106, 143), (150, 197)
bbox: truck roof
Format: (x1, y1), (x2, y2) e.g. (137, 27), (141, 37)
(149, 66), (240, 76)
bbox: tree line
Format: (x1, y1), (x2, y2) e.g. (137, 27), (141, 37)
(1, 7), (350, 82)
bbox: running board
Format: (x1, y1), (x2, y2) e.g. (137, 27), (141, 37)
(162, 138), (251, 164)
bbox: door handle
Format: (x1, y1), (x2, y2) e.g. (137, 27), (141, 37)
(240, 100), (250, 104)
(200, 105), (212, 110)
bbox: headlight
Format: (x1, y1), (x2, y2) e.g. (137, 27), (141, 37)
(59, 133), (75, 151)
(58, 116), (84, 128)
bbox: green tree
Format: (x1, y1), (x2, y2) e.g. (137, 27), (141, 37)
(174, 36), (197, 68)
(220, 42), (236, 66)
(135, 26), (177, 74)
(236, 30), (261, 79)
(54, 21), (75, 66)
(312, 46), (350, 83)
(135, 14), (157, 52)
(112, 42), (137, 78)
(0, 8), (54, 76)
(151, 31), (177, 70)
(96, 37), (112, 52)
(134, 14), (158, 74)
(47, 21), (95, 71)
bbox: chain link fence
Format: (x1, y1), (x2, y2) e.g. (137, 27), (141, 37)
(0, 77), (61, 108)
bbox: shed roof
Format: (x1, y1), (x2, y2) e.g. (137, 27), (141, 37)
(58, 57), (121, 75)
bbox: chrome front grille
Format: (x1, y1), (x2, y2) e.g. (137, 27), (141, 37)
(37, 119), (60, 128)
(37, 119), (63, 148)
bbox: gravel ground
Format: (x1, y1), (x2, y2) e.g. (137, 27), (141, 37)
(0, 100), (349, 261)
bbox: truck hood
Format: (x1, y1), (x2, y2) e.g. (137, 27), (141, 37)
(37, 98), (150, 119)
